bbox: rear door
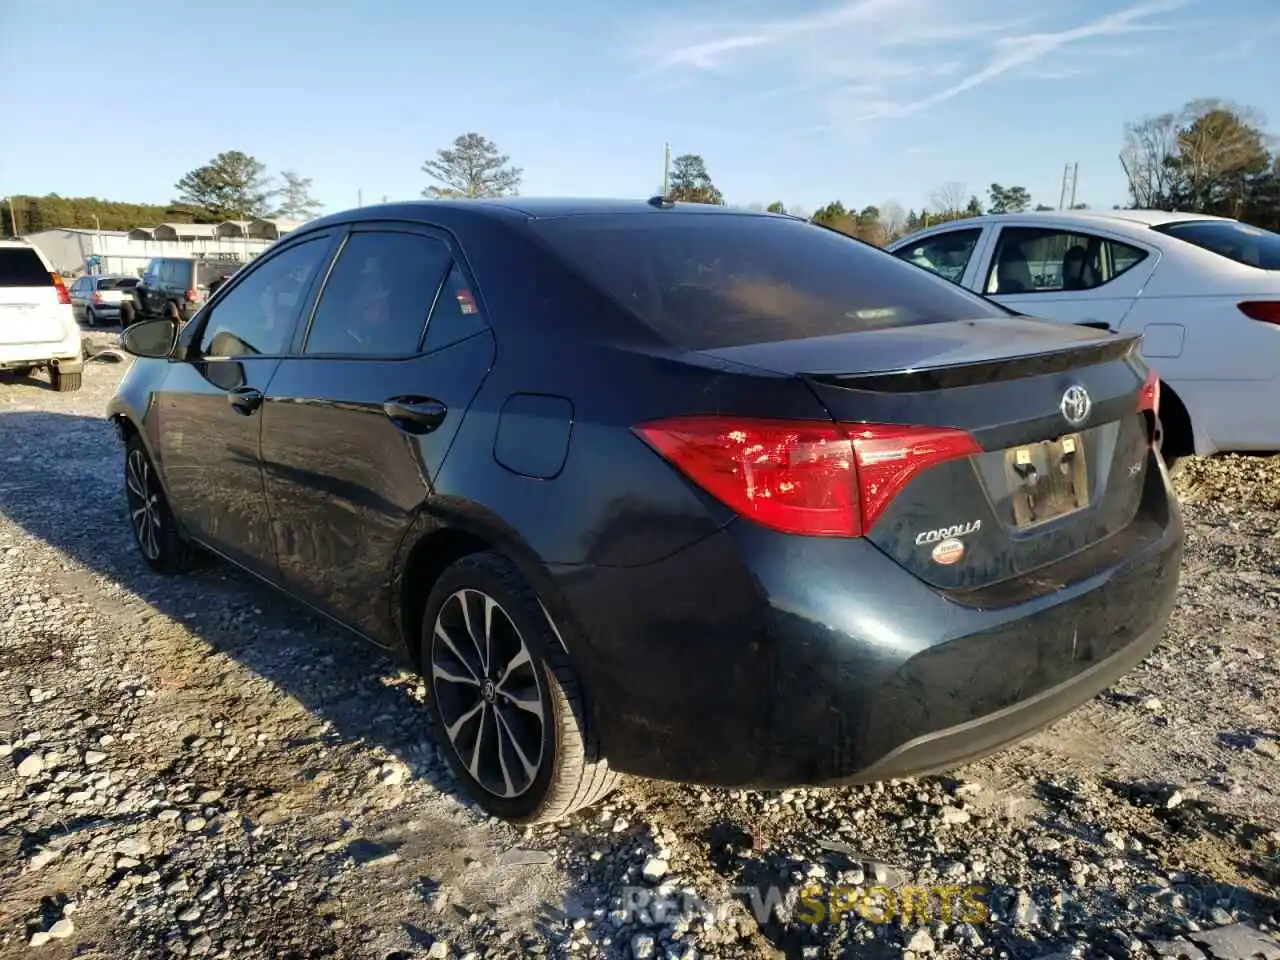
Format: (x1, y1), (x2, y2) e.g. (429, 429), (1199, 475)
(0, 246), (65, 345)
(138, 260), (162, 314)
(259, 223), (495, 640)
(977, 223), (1156, 330)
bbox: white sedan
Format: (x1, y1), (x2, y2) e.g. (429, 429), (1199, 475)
(887, 209), (1280, 462)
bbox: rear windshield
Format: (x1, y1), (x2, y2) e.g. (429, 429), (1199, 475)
(0, 247), (53, 287)
(100, 277), (139, 289)
(1153, 219), (1280, 270)
(530, 213), (1010, 350)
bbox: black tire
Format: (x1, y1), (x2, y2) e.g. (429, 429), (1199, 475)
(164, 301), (181, 322)
(1154, 381), (1193, 478)
(124, 434), (200, 574)
(421, 551), (619, 823)
(119, 301), (136, 327)
(51, 368), (82, 392)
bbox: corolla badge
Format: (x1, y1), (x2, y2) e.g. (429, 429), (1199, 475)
(915, 520), (981, 546)
(1060, 384), (1091, 427)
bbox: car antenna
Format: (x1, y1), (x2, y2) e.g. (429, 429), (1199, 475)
(647, 195), (675, 209)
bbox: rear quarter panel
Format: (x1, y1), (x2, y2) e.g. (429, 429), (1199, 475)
(1119, 243), (1280, 451)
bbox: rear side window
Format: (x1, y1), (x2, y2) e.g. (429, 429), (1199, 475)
(304, 231), (452, 357)
(529, 214), (1009, 350)
(197, 262), (238, 286)
(424, 263), (488, 352)
(0, 247), (53, 287)
(1153, 219), (1280, 270)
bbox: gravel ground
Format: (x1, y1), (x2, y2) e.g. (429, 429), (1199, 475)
(2, 345), (1278, 960)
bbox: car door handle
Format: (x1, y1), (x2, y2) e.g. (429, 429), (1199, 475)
(228, 387), (264, 415)
(382, 397), (447, 434)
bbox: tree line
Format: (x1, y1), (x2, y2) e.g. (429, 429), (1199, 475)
(8, 99), (1280, 240)
(3, 152), (325, 237)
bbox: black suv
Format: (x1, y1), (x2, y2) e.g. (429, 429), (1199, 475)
(133, 256), (244, 323)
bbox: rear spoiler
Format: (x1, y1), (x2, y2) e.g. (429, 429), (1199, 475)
(806, 333), (1142, 393)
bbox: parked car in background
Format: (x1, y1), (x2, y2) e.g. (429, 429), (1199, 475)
(888, 210), (1280, 465)
(68, 274), (139, 327)
(109, 198), (1182, 823)
(0, 240), (83, 391)
(134, 256), (243, 323)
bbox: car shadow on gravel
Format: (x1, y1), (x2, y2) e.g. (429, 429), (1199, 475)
(0, 411), (486, 813)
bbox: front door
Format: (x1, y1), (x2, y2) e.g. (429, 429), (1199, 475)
(155, 233), (337, 574)
(259, 225), (495, 640)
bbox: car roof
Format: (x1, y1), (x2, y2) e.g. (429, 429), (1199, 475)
(962, 209), (1231, 230)
(297, 197), (771, 233)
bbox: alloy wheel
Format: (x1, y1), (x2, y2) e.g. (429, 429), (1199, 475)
(125, 448), (162, 561)
(430, 588), (546, 798)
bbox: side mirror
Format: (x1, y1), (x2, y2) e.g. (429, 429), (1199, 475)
(119, 318), (178, 359)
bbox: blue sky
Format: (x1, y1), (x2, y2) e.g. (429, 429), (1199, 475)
(2, 0), (1278, 218)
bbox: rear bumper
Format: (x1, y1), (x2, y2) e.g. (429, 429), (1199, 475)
(0, 339), (83, 368)
(550, 455), (1183, 788)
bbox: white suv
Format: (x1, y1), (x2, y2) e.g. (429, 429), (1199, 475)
(0, 240), (83, 392)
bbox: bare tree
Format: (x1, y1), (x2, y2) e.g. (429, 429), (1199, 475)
(1120, 111), (1182, 208)
(878, 200), (906, 242)
(928, 181), (968, 217)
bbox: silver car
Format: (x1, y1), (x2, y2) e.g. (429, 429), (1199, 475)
(68, 274), (140, 327)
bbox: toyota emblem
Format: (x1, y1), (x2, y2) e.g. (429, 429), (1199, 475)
(1060, 385), (1091, 427)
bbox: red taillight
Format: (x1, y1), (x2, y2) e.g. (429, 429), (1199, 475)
(1137, 368), (1160, 415)
(1239, 301), (1280, 325)
(633, 416), (980, 537)
(91, 292), (104, 305)
(847, 424), (982, 532)
(185, 288), (198, 302)
(52, 274), (71, 306)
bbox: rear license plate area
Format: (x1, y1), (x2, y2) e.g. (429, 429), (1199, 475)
(1003, 433), (1089, 528)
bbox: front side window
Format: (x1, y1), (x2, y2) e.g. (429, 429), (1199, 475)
(893, 228), (983, 284)
(530, 213), (1010, 350)
(1153, 219), (1280, 270)
(199, 238), (329, 358)
(304, 231), (452, 357)
(984, 227), (1148, 294)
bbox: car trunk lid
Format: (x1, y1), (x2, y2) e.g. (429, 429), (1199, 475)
(699, 318), (1156, 593)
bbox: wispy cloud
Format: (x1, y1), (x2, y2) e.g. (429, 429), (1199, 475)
(1200, 17), (1280, 63)
(626, 0), (1190, 129)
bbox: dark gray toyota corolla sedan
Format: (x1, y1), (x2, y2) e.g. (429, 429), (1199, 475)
(107, 197), (1184, 823)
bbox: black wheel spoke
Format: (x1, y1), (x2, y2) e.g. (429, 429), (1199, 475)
(126, 449), (163, 561)
(431, 587), (545, 799)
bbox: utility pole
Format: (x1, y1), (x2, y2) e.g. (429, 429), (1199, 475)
(1058, 162), (1079, 210)
(662, 142), (671, 197)
(1069, 162), (1079, 209)
(357, 189), (363, 208)
(6, 197), (19, 237)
